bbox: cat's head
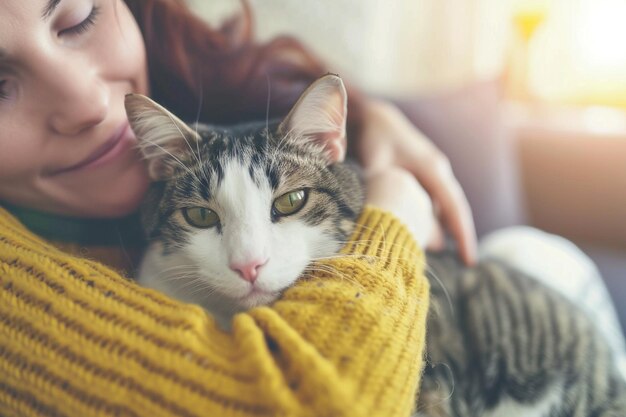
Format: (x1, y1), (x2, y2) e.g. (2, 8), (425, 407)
(125, 75), (364, 316)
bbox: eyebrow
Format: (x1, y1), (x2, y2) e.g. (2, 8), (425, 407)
(41, 0), (62, 21)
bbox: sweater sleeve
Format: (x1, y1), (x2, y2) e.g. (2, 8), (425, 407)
(0, 205), (429, 417)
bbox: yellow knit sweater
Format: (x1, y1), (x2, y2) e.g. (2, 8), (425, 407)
(0, 205), (429, 417)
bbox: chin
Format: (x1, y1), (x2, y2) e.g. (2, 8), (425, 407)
(97, 187), (148, 217)
(238, 292), (280, 310)
(90, 164), (151, 217)
(60, 167), (150, 218)
(58, 188), (147, 218)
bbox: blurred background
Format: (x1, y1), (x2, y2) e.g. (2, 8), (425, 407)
(189, 0), (626, 331)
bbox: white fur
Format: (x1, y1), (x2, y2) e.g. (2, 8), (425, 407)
(481, 383), (563, 417)
(413, 382), (563, 417)
(138, 158), (341, 328)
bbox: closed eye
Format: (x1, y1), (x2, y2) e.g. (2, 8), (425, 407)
(59, 6), (100, 36)
(0, 81), (7, 100)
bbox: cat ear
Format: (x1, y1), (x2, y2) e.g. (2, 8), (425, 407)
(125, 94), (201, 180)
(278, 74), (348, 164)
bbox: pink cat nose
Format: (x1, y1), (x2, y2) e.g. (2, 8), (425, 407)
(230, 258), (268, 283)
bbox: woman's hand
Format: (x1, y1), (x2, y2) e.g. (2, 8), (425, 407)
(356, 98), (477, 265)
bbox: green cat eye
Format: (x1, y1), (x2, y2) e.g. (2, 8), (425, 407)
(273, 190), (308, 216)
(182, 207), (220, 228)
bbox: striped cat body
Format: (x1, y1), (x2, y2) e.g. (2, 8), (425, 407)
(417, 252), (626, 416)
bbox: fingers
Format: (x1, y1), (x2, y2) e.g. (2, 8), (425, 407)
(410, 154), (478, 265)
(357, 98), (477, 264)
(439, 182), (477, 265)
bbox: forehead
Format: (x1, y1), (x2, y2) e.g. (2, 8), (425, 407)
(196, 122), (324, 169)
(169, 126), (323, 203)
(215, 159), (273, 215)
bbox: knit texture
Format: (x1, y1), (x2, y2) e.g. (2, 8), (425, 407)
(0, 205), (429, 417)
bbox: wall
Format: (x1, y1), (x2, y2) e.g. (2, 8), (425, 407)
(187, 0), (512, 96)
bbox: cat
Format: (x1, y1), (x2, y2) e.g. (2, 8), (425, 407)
(127, 75), (365, 328)
(125, 75), (626, 416)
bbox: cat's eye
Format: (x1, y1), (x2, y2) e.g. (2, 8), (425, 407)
(182, 207), (220, 229)
(273, 190), (308, 216)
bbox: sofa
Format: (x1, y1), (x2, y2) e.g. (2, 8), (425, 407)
(394, 78), (626, 334)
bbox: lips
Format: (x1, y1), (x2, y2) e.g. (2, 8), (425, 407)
(48, 122), (132, 176)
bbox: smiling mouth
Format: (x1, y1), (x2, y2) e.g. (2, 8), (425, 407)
(47, 123), (132, 176)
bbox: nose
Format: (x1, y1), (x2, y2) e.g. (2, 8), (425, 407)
(47, 61), (110, 136)
(230, 258), (269, 283)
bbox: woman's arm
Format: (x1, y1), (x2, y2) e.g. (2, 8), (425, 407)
(356, 98), (478, 265)
(0, 205), (428, 417)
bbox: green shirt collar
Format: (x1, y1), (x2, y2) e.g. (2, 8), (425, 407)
(2, 202), (145, 246)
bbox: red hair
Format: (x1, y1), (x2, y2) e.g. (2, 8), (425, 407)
(123, 0), (364, 141)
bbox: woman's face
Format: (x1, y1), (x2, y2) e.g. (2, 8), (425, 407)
(0, 0), (150, 218)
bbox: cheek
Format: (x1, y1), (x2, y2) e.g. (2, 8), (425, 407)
(186, 231), (240, 286)
(272, 222), (333, 257)
(262, 223), (339, 289)
(98, 2), (149, 93)
(0, 125), (43, 179)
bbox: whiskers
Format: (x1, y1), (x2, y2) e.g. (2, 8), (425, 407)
(415, 360), (456, 415)
(265, 73), (271, 135)
(155, 264), (215, 298)
(302, 261), (361, 287)
(425, 265), (454, 315)
(192, 78), (209, 185)
(311, 226), (454, 313)
(139, 137), (199, 180)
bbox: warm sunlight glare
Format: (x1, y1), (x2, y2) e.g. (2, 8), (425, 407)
(529, 0), (626, 107)
(582, 106), (626, 134)
(578, 0), (626, 74)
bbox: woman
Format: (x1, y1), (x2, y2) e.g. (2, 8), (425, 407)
(0, 1), (477, 416)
